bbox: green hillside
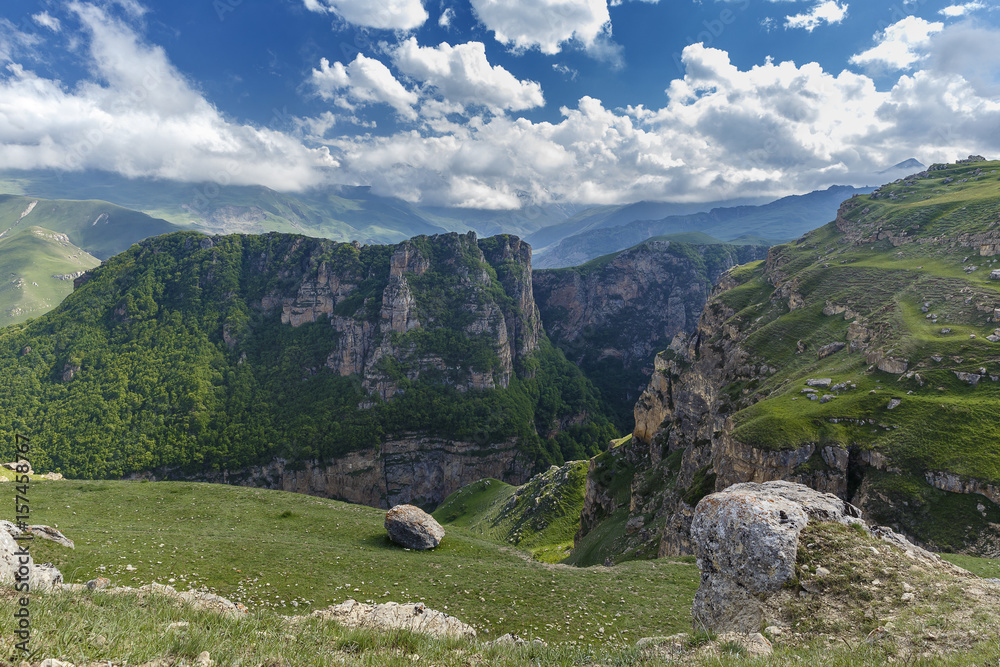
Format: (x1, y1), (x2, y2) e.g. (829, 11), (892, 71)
(0, 194), (178, 259)
(433, 461), (589, 563)
(22, 477), (698, 649)
(0, 226), (100, 325)
(0, 231), (615, 481)
(700, 158), (1000, 550)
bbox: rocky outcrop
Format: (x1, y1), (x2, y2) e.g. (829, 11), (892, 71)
(0, 524), (63, 591)
(127, 435), (533, 510)
(385, 504), (445, 550)
(256, 232), (539, 401)
(535, 240), (768, 424)
(308, 599), (476, 639)
(690, 482), (869, 633)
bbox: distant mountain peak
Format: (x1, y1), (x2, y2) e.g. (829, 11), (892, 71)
(879, 158), (924, 174)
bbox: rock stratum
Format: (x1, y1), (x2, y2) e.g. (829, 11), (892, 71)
(0, 231), (615, 508)
(578, 158), (1000, 560)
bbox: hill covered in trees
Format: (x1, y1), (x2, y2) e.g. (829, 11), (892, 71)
(0, 231), (615, 507)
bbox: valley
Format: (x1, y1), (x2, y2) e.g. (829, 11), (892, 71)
(1, 159), (1000, 665)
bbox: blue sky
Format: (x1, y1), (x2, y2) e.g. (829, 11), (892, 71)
(1, 0), (998, 208)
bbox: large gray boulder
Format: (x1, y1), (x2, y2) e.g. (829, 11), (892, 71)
(385, 504), (445, 550)
(690, 481), (863, 633)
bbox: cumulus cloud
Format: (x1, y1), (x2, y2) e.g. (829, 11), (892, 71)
(302, 0), (428, 31)
(392, 38), (544, 112)
(939, 2), (986, 18)
(0, 3), (333, 190)
(470, 0), (611, 54)
(784, 1), (848, 32)
(316, 43), (1000, 207)
(851, 16), (943, 70)
(311, 54), (419, 119)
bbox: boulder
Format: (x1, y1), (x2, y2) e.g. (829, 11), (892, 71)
(385, 504), (445, 550)
(310, 599), (475, 639)
(0, 527), (63, 590)
(805, 378), (832, 388)
(690, 481), (863, 633)
(816, 342), (846, 359)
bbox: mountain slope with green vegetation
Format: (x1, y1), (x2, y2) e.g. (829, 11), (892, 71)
(617, 157), (1000, 556)
(0, 231), (616, 495)
(0, 225), (100, 325)
(433, 460), (589, 563)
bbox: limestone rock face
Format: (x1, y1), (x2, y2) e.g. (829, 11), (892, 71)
(385, 504), (445, 550)
(128, 435), (532, 510)
(0, 526), (63, 590)
(535, 240), (768, 416)
(691, 481), (863, 633)
(311, 599), (475, 639)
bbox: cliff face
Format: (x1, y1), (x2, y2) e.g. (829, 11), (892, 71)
(258, 232), (540, 400)
(128, 435), (532, 509)
(2, 230), (620, 509)
(577, 160), (1000, 559)
(534, 240), (768, 428)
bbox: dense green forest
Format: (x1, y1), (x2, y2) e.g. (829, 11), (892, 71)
(0, 231), (616, 478)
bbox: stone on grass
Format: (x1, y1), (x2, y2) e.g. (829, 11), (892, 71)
(690, 481), (864, 634)
(311, 599), (475, 639)
(385, 504), (445, 550)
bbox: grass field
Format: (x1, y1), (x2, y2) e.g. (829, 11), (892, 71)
(17, 478), (699, 647)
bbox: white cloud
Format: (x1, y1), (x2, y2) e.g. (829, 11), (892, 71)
(784, 1), (848, 32)
(939, 2), (986, 18)
(392, 38), (544, 112)
(439, 7), (455, 27)
(0, 19), (40, 63)
(32, 12), (62, 32)
(0, 3), (333, 191)
(470, 0), (611, 54)
(311, 54), (419, 120)
(851, 16), (943, 70)
(316, 43), (1000, 207)
(302, 0), (428, 30)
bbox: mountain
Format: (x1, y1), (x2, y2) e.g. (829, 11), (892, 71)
(0, 230), (615, 508)
(533, 236), (769, 430)
(0, 194), (180, 326)
(0, 170), (452, 244)
(525, 197), (770, 254)
(534, 185), (874, 269)
(879, 158), (925, 174)
(577, 158), (1000, 560)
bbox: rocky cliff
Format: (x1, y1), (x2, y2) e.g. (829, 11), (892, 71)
(576, 159), (1000, 560)
(0, 230), (615, 509)
(128, 435), (531, 509)
(534, 240), (768, 428)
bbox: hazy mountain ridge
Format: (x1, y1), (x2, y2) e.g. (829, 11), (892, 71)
(534, 185), (875, 269)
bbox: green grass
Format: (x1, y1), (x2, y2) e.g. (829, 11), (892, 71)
(22, 479), (699, 647)
(433, 461), (590, 563)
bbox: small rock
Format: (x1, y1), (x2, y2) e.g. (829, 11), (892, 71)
(716, 632), (773, 657)
(901, 592), (915, 602)
(887, 399), (901, 410)
(817, 342), (846, 360)
(194, 651), (214, 666)
(820, 394), (835, 403)
(85, 577), (112, 590)
(808, 394), (818, 401)
(806, 378), (833, 388)
(166, 621), (190, 632)
(39, 661), (75, 667)
(815, 566), (831, 577)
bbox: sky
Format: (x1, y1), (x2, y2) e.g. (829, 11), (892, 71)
(0, 0), (998, 209)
